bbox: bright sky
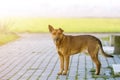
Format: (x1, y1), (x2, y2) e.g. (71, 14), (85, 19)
(0, 0), (120, 18)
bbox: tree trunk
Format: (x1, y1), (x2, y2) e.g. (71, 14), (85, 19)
(109, 35), (114, 46)
(114, 36), (120, 54)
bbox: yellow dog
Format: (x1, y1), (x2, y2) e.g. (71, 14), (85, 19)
(48, 25), (113, 75)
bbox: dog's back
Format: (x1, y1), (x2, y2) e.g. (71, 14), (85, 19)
(49, 25), (113, 75)
(60, 35), (99, 55)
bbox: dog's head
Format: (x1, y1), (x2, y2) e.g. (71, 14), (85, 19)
(48, 25), (64, 41)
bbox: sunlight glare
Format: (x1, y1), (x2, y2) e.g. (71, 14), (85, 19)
(0, 0), (120, 18)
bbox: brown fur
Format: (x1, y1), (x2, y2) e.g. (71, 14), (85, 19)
(48, 25), (113, 75)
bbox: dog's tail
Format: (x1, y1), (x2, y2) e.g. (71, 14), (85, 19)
(98, 40), (113, 58)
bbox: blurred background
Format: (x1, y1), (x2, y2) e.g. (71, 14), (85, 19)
(0, 0), (120, 45)
(0, 0), (120, 33)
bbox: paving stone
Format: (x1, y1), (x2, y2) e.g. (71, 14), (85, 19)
(96, 78), (105, 80)
(10, 54), (37, 80)
(86, 78), (95, 80)
(86, 56), (93, 68)
(115, 77), (120, 80)
(99, 55), (109, 67)
(49, 62), (59, 77)
(69, 70), (77, 76)
(86, 72), (93, 79)
(78, 76), (86, 80)
(107, 58), (115, 67)
(106, 78), (115, 80)
(113, 55), (120, 64)
(18, 70), (35, 80)
(47, 76), (57, 80)
(38, 53), (57, 80)
(38, 75), (49, 80)
(59, 75), (67, 80)
(0, 34), (120, 80)
(67, 76), (76, 80)
(0, 53), (33, 79)
(29, 70), (43, 80)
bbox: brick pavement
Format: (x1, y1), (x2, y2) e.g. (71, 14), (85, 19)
(0, 33), (120, 80)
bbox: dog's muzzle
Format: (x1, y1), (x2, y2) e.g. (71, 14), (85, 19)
(54, 37), (59, 41)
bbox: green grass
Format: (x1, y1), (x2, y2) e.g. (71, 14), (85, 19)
(0, 17), (119, 45)
(8, 18), (120, 33)
(0, 33), (19, 45)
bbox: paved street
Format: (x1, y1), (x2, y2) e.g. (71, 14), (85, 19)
(0, 33), (120, 80)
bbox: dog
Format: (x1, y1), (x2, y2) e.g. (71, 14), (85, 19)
(48, 25), (113, 75)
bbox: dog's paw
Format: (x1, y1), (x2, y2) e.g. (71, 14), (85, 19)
(57, 72), (62, 75)
(62, 71), (67, 75)
(95, 72), (99, 75)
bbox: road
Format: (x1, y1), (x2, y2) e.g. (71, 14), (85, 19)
(0, 33), (120, 80)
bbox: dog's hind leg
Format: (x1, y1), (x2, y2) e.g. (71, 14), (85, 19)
(91, 54), (101, 75)
(88, 46), (101, 75)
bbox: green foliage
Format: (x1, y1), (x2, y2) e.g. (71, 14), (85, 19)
(8, 18), (120, 33)
(115, 36), (120, 47)
(0, 33), (19, 45)
(101, 37), (110, 41)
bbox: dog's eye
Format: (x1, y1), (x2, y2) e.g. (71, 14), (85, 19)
(58, 32), (61, 34)
(52, 32), (56, 35)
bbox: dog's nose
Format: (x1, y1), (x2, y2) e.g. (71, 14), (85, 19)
(54, 37), (59, 41)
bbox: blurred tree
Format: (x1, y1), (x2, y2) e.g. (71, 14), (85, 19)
(114, 36), (120, 54)
(0, 18), (14, 33)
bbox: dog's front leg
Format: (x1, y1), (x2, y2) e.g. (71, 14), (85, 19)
(63, 55), (70, 75)
(58, 52), (64, 75)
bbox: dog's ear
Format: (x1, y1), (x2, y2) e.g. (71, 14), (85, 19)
(59, 28), (64, 33)
(48, 25), (54, 32)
